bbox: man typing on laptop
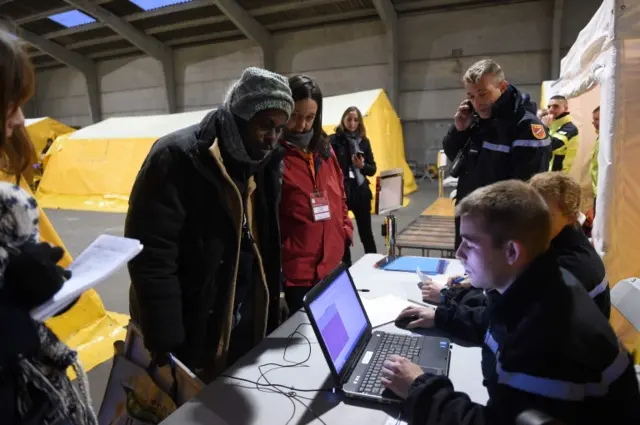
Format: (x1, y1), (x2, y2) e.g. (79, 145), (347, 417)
(380, 180), (640, 425)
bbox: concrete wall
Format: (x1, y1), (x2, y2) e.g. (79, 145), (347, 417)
(31, 0), (601, 164)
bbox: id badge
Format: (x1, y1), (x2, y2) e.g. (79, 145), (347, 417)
(310, 191), (331, 222)
(348, 169), (355, 179)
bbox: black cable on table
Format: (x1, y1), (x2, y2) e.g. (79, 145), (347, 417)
(218, 323), (333, 425)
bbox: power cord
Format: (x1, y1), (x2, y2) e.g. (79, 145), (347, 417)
(219, 323), (333, 425)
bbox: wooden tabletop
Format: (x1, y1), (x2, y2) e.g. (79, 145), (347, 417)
(421, 197), (455, 217)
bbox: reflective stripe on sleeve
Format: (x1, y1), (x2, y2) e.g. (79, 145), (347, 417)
(512, 138), (551, 148)
(482, 142), (511, 153)
(589, 278), (609, 298)
(484, 330), (630, 401)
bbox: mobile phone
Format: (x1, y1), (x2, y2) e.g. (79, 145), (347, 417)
(463, 99), (474, 113)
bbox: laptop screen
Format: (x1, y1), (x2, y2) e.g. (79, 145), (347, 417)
(307, 269), (368, 375)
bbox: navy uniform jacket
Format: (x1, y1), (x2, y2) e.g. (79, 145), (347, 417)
(551, 225), (610, 318)
(406, 252), (640, 425)
(434, 225), (611, 346)
(443, 85), (552, 202)
(407, 251), (640, 425)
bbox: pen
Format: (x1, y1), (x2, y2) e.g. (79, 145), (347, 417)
(451, 275), (468, 286)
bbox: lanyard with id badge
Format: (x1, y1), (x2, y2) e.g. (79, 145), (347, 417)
(308, 155), (331, 222)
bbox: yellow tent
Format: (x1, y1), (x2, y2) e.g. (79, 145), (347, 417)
(0, 172), (128, 375)
(322, 89), (417, 212)
(36, 110), (213, 213)
(25, 117), (75, 156)
(38, 91), (417, 214)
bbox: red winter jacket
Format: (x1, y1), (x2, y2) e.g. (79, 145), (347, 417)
(279, 141), (353, 288)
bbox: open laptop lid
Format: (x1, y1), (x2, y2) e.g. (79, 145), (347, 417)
(302, 263), (372, 385)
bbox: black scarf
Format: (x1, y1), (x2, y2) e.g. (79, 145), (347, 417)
(342, 131), (365, 186)
(211, 108), (274, 192)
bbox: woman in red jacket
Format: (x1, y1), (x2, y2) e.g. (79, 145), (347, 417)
(280, 75), (353, 313)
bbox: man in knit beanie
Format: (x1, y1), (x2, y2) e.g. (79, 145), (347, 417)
(126, 66), (294, 382)
(223, 67), (293, 162)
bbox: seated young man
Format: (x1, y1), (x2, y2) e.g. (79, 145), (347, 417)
(417, 172), (611, 345)
(384, 180), (640, 425)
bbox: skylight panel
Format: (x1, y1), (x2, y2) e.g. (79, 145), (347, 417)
(129, 0), (193, 11)
(48, 10), (96, 28)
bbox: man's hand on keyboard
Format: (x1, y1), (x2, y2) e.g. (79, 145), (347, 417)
(396, 306), (435, 329)
(380, 355), (424, 399)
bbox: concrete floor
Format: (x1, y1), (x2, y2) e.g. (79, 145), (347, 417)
(45, 182), (442, 412)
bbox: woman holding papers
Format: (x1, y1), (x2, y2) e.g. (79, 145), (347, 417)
(0, 31), (96, 425)
(279, 75), (353, 314)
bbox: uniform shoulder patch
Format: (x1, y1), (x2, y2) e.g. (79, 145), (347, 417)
(531, 124), (546, 140)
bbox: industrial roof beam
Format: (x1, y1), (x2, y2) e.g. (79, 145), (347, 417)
(373, 0), (399, 110)
(33, 9), (380, 67)
(550, 0), (564, 79)
(14, 0), (113, 25)
(41, 0), (341, 40)
(62, 0), (177, 113)
(213, 0), (274, 70)
(0, 18), (101, 123)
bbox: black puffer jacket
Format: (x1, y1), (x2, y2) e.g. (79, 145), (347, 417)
(443, 85), (551, 202)
(125, 110), (284, 374)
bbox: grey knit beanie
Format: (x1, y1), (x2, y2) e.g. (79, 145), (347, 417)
(224, 67), (294, 121)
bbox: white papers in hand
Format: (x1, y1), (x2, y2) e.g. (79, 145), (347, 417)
(417, 267), (448, 286)
(30, 234), (143, 321)
(360, 294), (412, 328)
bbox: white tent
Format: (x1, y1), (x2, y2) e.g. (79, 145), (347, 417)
(546, 0), (640, 343)
(544, 0), (639, 283)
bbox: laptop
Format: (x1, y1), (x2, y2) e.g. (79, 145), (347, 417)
(302, 263), (451, 404)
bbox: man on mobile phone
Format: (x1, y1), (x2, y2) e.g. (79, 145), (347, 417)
(444, 59), (551, 250)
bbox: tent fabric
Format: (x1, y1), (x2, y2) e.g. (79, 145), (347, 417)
(25, 117), (75, 155)
(38, 90), (417, 214)
(322, 89), (418, 212)
(0, 172), (129, 375)
(546, 0), (640, 351)
(36, 110), (213, 213)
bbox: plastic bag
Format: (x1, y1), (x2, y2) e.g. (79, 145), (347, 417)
(97, 321), (204, 425)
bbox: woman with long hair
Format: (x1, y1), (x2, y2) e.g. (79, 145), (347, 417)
(0, 31), (97, 424)
(330, 106), (377, 265)
(279, 75), (353, 313)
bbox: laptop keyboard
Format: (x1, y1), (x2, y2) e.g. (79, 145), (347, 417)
(358, 333), (422, 395)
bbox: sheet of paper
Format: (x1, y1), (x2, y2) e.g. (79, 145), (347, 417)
(360, 294), (414, 328)
(31, 234), (143, 321)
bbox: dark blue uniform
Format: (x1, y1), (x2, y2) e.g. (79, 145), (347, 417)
(407, 251), (640, 425)
(444, 85), (551, 248)
(551, 224), (610, 318)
